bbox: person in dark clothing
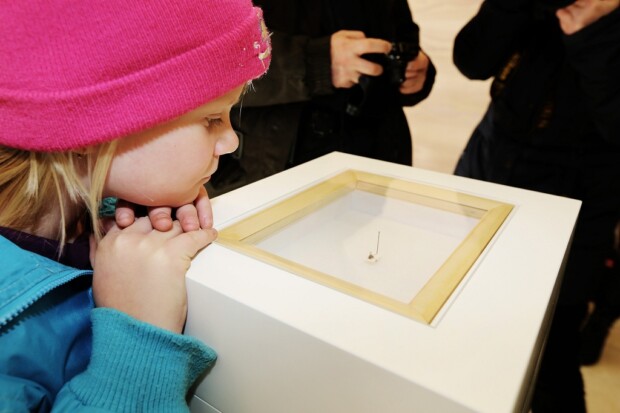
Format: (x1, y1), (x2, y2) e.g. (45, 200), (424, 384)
(579, 218), (620, 366)
(452, 0), (620, 411)
(208, 0), (436, 195)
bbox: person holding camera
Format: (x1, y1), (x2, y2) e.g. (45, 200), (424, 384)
(452, 0), (620, 411)
(207, 0), (435, 195)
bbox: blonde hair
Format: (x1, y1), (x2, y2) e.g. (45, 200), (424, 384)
(0, 141), (118, 249)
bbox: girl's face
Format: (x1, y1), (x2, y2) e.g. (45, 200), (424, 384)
(104, 85), (243, 207)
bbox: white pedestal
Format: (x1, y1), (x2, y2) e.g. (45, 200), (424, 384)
(185, 152), (580, 413)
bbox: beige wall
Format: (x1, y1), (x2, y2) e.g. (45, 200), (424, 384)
(406, 0), (489, 173)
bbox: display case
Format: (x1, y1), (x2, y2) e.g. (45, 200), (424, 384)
(185, 152), (581, 413)
(217, 169), (513, 324)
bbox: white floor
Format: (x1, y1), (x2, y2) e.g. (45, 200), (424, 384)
(405, 1), (620, 412)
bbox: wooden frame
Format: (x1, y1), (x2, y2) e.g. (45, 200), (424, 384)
(217, 170), (513, 324)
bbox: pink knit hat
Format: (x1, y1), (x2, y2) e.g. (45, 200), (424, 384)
(0, 0), (271, 152)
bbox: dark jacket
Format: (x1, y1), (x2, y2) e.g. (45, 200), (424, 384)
(453, 6), (620, 409)
(453, 1), (620, 304)
(209, 0), (435, 194)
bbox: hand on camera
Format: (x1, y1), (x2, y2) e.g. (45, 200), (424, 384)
(556, 0), (619, 34)
(330, 30), (391, 88)
(400, 51), (430, 95)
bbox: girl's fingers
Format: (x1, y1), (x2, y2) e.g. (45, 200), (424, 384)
(147, 206), (174, 232)
(194, 186), (214, 229)
(114, 199), (135, 228)
(176, 203), (201, 232)
(117, 215), (155, 234)
(168, 227), (218, 262)
(100, 217), (120, 235)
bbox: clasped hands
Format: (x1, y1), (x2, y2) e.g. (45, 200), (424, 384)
(330, 30), (430, 95)
(91, 185), (217, 334)
(108, 185), (214, 234)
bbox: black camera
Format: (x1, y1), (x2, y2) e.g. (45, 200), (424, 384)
(345, 40), (420, 116)
(384, 41), (420, 86)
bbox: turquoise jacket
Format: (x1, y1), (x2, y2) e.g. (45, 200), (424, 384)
(0, 235), (216, 412)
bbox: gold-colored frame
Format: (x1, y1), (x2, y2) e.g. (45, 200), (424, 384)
(217, 170), (513, 324)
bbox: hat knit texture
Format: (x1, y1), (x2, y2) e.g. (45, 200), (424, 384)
(0, 0), (271, 152)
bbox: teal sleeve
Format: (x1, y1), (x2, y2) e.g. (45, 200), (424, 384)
(52, 308), (216, 412)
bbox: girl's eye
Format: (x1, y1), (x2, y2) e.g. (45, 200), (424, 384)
(203, 118), (224, 129)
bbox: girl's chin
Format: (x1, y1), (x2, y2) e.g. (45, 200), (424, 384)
(171, 187), (204, 207)
(106, 185), (204, 209)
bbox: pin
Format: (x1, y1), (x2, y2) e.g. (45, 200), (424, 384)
(366, 231), (381, 263)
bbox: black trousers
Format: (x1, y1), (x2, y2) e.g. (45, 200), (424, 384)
(531, 304), (589, 413)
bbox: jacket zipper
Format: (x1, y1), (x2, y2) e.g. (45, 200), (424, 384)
(0, 269), (92, 328)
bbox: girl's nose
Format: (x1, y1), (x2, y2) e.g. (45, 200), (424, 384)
(216, 127), (240, 156)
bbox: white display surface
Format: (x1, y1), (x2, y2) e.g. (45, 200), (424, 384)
(256, 189), (479, 303)
(185, 152), (581, 413)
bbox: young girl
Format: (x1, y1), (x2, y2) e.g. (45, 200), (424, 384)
(0, 1), (270, 411)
